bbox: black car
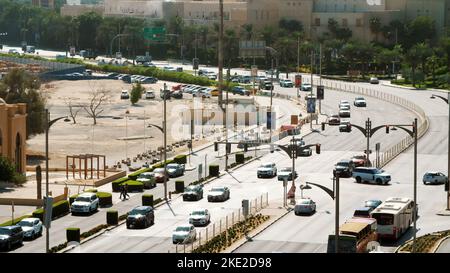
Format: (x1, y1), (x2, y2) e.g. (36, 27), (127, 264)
(333, 159), (355, 178)
(122, 75), (132, 83)
(171, 90), (183, 99)
(0, 225), (24, 251)
(126, 206), (155, 229)
(183, 185), (204, 201)
(141, 77), (158, 84)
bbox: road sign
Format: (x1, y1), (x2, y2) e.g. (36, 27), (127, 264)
(295, 75), (302, 88)
(70, 46), (76, 57)
(307, 98), (316, 113)
(239, 40), (266, 58)
(193, 58), (199, 70)
(375, 143), (380, 151)
(198, 164), (203, 181)
(251, 65), (258, 77)
(43, 196), (53, 228)
(266, 111), (276, 130)
(143, 27), (166, 42)
(317, 85), (324, 100)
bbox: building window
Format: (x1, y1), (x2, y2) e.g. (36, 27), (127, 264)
(315, 18), (320, 26)
(342, 18), (348, 27)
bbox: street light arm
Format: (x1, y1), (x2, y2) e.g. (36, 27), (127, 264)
(349, 123), (367, 137)
(431, 94), (449, 104)
(369, 125), (390, 138)
(48, 116), (69, 129)
(305, 182), (335, 200)
(392, 125), (414, 138)
(147, 123), (164, 133)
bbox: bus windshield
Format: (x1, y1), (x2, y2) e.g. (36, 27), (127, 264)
(372, 213), (394, 225)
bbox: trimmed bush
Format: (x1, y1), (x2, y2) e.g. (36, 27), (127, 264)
(85, 188), (98, 193)
(175, 180), (185, 193)
(209, 164), (220, 177)
(112, 177), (130, 192)
(142, 194), (154, 206)
(174, 154), (187, 164)
(97, 192), (113, 207)
(66, 227), (80, 243)
(80, 224), (108, 240)
(0, 214), (32, 227)
(106, 210), (119, 225)
(152, 159), (174, 169)
(128, 167), (152, 181)
(122, 181), (144, 192)
(69, 194), (78, 205)
(235, 153), (245, 164)
(32, 200), (70, 221)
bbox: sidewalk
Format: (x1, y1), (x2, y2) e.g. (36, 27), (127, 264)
(381, 80), (450, 93)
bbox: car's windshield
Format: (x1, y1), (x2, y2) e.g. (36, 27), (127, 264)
(0, 228), (11, 235)
(75, 196), (91, 202)
(372, 213), (394, 225)
(211, 188), (225, 192)
(153, 168), (165, 173)
(356, 97), (364, 101)
(365, 201), (380, 207)
(175, 226), (190, 232)
(191, 211), (205, 216)
(186, 186), (197, 191)
(138, 173), (153, 179)
(129, 209), (147, 216)
(167, 164), (178, 168)
(260, 163), (273, 168)
(281, 168), (292, 172)
(18, 221), (33, 227)
(337, 162), (349, 167)
(300, 200), (311, 205)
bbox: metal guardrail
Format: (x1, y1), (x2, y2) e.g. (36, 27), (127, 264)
(316, 79), (429, 168)
(174, 192), (269, 253)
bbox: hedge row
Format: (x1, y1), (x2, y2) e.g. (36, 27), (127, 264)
(122, 181), (144, 192)
(142, 194), (154, 206)
(32, 200), (70, 221)
(0, 214), (32, 227)
(174, 154), (187, 164)
(112, 177), (131, 192)
(107, 210), (119, 225)
(209, 165), (220, 177)
(128, 167), (152, 181)
(66, 228), (80, 243)
(193, 214), (270, 253)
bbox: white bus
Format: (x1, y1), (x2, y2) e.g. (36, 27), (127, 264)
(370, 197), (417, 240)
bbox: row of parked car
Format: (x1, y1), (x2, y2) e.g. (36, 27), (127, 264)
(0, 217), (43, 251)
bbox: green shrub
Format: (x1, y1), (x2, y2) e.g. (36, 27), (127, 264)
(66, 227), (80, 242)
(80, 224), (108, 240)
(142, 194), (154, 206)
(128, 168), (152, 181)
(11, 173), (27, 185)
(85, 188), (98, 193)
(130, 82), (144, 105)
(32, 200), (70, 221)
(152, 159), (174, 169)
(106, 210), (119, 225)
(118, 214), (128, 221)
(50, 242), (68, 253)
(69, 194), (78, 205)
(235, 153), (245, 164)
(0, 156), (15, 182)
(174, 154), (187, 164)
(97, 192), (112, 207)
(0, 214), (32, 227)
(175, 180), (185, 193)
(112, 177), (130, 192)
(209, 164), (220, 177)
(122, 181), (144, 192)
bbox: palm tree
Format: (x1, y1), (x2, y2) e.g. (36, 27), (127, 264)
(241, 24), (253, 40)
(405, 45), (421, 87)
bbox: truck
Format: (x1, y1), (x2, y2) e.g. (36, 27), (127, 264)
(79, 49), (97, 59)
(135, 55), (152, 64)
(26, 45), (35, 53)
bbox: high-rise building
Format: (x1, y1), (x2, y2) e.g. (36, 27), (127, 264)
(32, 0), (55, 9)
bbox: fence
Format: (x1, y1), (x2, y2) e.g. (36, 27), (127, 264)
(174, 192), (269, 253)
(314, 78), (429, 168)
(0, 55), (84, 76)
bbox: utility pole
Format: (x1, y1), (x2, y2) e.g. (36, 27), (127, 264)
(218, 0), (228, 171)
(335, 174), (340, 253)
(319, 44), (322, 114)
(163, 83), (168, 200)
(366, 118), (371, 166)
(310, 49), (314, 130)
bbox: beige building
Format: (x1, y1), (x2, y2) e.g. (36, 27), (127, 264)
(32, 0), (54, 8)
(0, 100), (27, 174)
(61, 4), (105, 17)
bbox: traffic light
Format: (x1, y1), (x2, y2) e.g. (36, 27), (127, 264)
(214, 142), (218, 151)
(316, 144), (321, 154)
(386, 126), (390, 134)
(244, 143), (248, 152)
(445, 179), (449, 192)
(321, 122), (326, 131)
(226, 143), (231, 154)
(291, 147), (297, 159)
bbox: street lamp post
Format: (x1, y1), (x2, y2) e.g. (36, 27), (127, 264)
(430, 93), (450, 210)
(110, 34), (130, 58)
(44, 109), (70, 253)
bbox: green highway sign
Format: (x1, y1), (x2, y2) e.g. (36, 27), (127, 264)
(143, 27), (166, 42)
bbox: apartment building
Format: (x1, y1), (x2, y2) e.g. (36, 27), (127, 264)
(32, 0), (54, 8)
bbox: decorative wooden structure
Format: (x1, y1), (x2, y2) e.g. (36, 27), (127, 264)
(66, 154), (106, 180)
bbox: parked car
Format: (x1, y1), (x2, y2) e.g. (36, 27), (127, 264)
(339, 121), (352, 132)
(207, 186), (230, 202)
(172, 224), (196, 244)
(71, 192), (99, 215)
(136, 172), (156, 189)
(232, 86), (249, 96)
(239, 75), (252, 84)
(145, 90), (155, 99)
(260, 80), (273, 90)
(364, 199), (382, 210)
(277, 167), (298, 181)
(17, 218), (42, 240)
(369, 77), (379, 84)
(120, 90), (130, 100)
(183, 185), (204, 201)
(339, 109), (351, 118)
(193, 88), (211, 98)
(126, 206), (154, 229)
(423, 171), (448, 185)
(333, 159), (355, 178)
(160, 89), (171, 99)
(257, 162), (277, 178)
(171, 90), (183, 99)
(279, 79), (294, 88)
(0, 226), (23, 250)
(294, 198), (316, 215)
(152, 168), (169, 183)
(166, 163), (185, 178)
(141, 77), (158, 84)
(300, 83), (312, 91)
(351, 155), (371, 167)
(354, 97), (367, 107)
(189, 209), (211, 227)
(328, 115), (340, 125)
(353, 207), (373, 218)
(352, 167), (391, 185)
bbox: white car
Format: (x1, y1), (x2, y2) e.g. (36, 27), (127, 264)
(136, 172), (156, 189)
(17, 218), (42, 240)
(172, 224), (197, 244)
(257, 162), (277, 178)
(339, 100), (351, 109)
(120, 90), (130, 99)
(189, 209), (211, 227)
(370, 77), (379, 84)
(71, 192), (99, 215)
(352, 167), (391, 185)
(354, 97), (367, 107)
(294, 198), (316, 215)
(338, 109), (351, 118)
(279, 79), (294, 88)
(339, 104), (350, 110)
(277, 167), (298, 181)
(423, 172), (448, 185)
(145, 90), (155, 99)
